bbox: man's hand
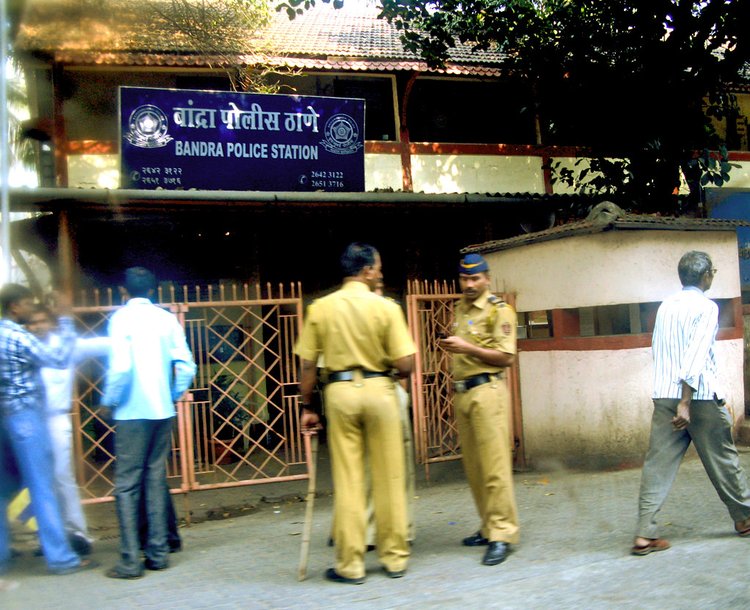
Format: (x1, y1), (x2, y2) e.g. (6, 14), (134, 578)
(672, 400), (691, 430)
(48, 290), (73, 317)
(439, 335), (474, 354)
(301, 408), (323, 432)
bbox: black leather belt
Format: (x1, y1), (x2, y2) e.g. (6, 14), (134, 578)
(454, 373), (498, 393)
(328, 370), (390, 382)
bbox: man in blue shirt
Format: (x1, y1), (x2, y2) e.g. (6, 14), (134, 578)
(632, 251), (750, 556)
(0, 284), (96, 575)
(101, 268), (195, 579)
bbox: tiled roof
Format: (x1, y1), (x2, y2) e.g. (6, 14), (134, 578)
(463, 201), (750, 254)
(16, 1), (505, 76)
(267, 3), (503, 66)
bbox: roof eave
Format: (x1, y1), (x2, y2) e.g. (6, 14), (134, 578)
(464, 218), (748, 255)
(45, 50), (503, 77)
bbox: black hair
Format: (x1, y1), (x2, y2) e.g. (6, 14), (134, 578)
(0, 283), (33, 315)
(124, 267), (157, 298)
(677, 251), (712, 287)
(340, 243), (378, 277)
(31, 303), (54, 320)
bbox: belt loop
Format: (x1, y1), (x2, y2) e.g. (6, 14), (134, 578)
(353, 369), (364, 387)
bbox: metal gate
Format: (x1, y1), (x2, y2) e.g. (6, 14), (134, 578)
(71, 283), (308, 503)
(406, 280), (525, 478)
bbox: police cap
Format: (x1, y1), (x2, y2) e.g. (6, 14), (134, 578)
(458, 253), (489, 274)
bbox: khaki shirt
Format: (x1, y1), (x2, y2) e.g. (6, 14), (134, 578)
(452, 289), (517, 380)
(295, 281), (416, 372)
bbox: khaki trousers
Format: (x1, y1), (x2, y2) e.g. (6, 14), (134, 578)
(365, 383), (415, 545)
(326, 376), (409, 579)
(454, 379), (520, 544)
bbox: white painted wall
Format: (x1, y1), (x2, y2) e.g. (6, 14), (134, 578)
(410, 154), (544, 194)
(519, 340), (744, 467)
(485, 230), (740, 312)
(67, 151), (750, 197)
(484, 230), (744, 467)
(66, 151), (547, 193)
(365, 153), (403, 191)
(68, 154), (119, 189)
(707, 160), (750, 189)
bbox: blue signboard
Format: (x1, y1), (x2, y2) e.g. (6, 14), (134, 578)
(707, 189), (750, 288)
(119, 87), (365, 192)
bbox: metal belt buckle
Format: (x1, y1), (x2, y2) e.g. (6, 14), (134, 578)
(454, 380), (467, 393)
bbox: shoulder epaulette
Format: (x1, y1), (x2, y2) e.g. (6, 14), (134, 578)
(487, 294), (506, 307)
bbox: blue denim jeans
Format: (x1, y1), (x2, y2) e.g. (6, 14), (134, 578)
(0, 417), (20, 572)
(113, 417), (174, 575)
(0, 407), (80, 572)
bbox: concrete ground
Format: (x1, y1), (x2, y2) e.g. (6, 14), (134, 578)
(3, 445), (750, 609)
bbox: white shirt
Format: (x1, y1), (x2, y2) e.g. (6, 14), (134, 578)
(41, 333), (111, 415)
(101, 298), (196, 420)
(651, 286), (722, 401)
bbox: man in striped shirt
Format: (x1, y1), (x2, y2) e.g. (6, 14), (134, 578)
(632, 251), (750, 556)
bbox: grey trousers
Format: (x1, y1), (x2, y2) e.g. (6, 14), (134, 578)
(636, 398), (750, 539)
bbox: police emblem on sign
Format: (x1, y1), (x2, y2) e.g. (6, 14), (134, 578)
(320, 113), (362, 155)
(125, 104), (173, 148)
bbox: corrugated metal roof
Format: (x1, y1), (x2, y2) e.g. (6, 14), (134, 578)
(8, 187), (595, 213)
(17, 1), (505, 76)
(463, 202), (750, 254)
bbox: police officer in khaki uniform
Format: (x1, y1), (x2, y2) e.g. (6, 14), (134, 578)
(439, 253), (520, 566)
(296, 243), (416, 584)
(329, 281), (417, 549)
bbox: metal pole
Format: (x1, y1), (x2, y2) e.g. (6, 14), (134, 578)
(0, 0), (11, 284)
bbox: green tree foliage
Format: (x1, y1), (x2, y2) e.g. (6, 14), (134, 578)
(146, 0), (279, 92)
(276, 0), (344, 20)
(375, 0), (748, 214)
(7, 65), (36, 173)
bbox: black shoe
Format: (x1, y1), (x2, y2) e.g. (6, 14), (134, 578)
(105, 565), (144, 579)
(144, 558), (169, 571)
(462, 531), (489, 547)
(49, 558), (100, 576)
(69, 535), (92, 556)
(324, 567), (365, 585)
(168, 539), (182, 553)
(482, 541), (509, 566)
(383, 567), (406, 579)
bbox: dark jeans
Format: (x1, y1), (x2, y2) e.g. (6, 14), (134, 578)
(114, 417), (174, 574)
(139, 481), (180, 550)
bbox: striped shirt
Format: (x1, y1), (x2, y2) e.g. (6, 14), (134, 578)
(0, 317), (76, 415)
(651, 286), (722, 400)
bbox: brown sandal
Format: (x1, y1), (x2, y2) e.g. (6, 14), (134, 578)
(735, 520), (750, 537)
(631, 538), (670, 556)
